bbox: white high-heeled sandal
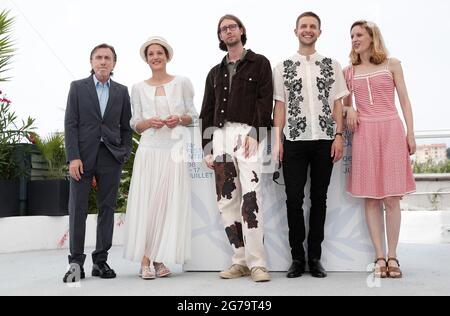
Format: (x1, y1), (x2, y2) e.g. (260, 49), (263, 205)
(154, 263), (171, 277)
(139, 266), (155, 280)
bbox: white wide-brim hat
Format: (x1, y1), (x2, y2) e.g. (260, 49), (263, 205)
(140, 36), (174, 63)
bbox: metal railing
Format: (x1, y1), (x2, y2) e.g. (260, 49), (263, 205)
(410, 130), (450, 201)
(415, 129), (450, 139)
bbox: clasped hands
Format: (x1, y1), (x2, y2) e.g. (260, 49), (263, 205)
(148, 115), (181, 129)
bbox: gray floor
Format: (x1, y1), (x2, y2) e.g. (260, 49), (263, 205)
(1, 243), (449, 296)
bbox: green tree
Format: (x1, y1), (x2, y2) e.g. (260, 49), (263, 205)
(447, 147), (450, 160)
(414, 160), (450, 174)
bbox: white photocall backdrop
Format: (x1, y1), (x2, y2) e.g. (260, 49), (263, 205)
(0, 126), (375, 271)
(183, 127), (373, 272)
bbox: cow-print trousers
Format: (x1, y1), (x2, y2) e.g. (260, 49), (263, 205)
(212, 122), (267, 270)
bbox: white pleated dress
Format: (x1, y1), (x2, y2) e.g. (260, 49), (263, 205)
(123, 96), (191, 264)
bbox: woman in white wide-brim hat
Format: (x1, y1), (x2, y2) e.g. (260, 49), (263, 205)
(123, 36), (198, 280)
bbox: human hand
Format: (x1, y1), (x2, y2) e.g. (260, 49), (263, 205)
(165, 115), (181, 129)
(331, 136), (344, 163)
(69, 159), (84, 181)
(407, 134), (416, 155)
(346, 107), (359, 132)
(272, 139), (284, 163)
(204, 154), (215, 170)
(244, 136), (258, 159)
(148, 117), (165, 129)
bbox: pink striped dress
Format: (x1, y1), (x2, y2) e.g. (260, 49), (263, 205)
(345, 60), (416, 199)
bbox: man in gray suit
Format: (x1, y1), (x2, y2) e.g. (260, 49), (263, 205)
(63, 43), (132, 283)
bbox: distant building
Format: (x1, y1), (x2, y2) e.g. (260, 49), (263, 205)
(415, 144), (447, 165)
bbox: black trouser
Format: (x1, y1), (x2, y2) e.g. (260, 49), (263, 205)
(68, 143), (123, 267)
(282, 139), (334, 262)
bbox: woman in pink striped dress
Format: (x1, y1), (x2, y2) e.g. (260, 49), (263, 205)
(343, 21), (416, 278)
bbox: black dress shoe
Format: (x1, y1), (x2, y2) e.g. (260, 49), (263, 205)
(92, 262), (117, 279)
(286, 260), (306, 278)
(63, 264), (85, 283)
(308, 259), (327, 278)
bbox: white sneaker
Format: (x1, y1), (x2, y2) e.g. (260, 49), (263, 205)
(219, 264), (251, 279)
(251, 267), (270, 282)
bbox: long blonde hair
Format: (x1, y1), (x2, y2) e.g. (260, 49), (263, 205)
(350, 20), (389, 65)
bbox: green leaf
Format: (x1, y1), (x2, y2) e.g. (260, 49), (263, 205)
(0, 9), (16, 81)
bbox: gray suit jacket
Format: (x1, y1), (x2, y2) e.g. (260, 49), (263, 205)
(64, 75), (133, 171)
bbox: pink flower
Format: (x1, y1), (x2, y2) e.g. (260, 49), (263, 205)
(92, 176), (97, 189)
(26, 132), (37, 144)
(0, 97), (11, 106)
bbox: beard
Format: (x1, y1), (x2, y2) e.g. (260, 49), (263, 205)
(225, 37), (241, 48)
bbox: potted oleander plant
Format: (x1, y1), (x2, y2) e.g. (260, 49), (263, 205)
(27, 132), (70, 216)
(0, 93), (35, 218)
(0, 10), (36, 217)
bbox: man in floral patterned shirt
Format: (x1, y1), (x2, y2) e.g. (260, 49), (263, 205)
(273, 11), (349, 279)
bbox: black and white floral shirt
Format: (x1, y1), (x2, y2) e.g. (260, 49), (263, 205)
(273, 52), (349, 141)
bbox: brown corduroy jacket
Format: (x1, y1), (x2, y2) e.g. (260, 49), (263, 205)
(200, 50), (273, 152)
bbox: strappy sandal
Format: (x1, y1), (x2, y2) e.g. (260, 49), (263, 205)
(139, 266), (155, 280)
(387, 258), (403, 279)
(373, 258), (388, 278)
(154, 263), (171, 277)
